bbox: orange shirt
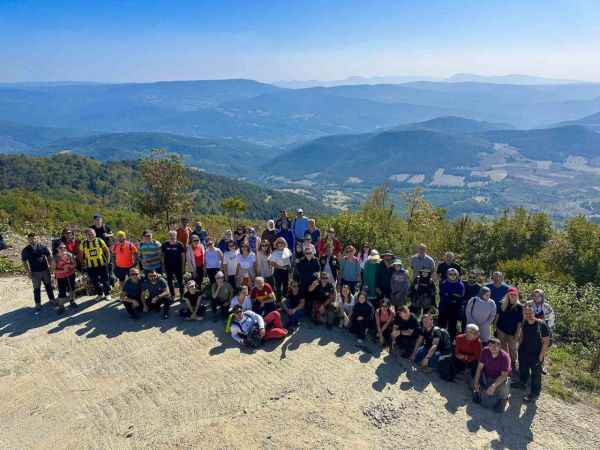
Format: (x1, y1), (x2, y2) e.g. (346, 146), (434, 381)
(177, 227), (192, 246)
(111, 241), (138, 268)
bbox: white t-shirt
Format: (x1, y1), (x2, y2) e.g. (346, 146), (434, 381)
(271, 248), (292, 269)
(237, 252), (256, 271)
(224, 250), (239, 276)
(230, 295), (253, 312)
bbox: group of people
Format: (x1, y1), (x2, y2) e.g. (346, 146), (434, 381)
(21, 209), (557, 412)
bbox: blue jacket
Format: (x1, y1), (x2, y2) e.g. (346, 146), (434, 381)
(439, 279), (465, 305)
(292, 217), (309, 240)
(277, 228), (295, 249)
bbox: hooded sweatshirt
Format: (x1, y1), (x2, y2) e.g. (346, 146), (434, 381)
(465, 296), (497, 342)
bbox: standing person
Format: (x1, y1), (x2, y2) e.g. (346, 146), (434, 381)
(90, 214), (113, 246)
(389, 259), (410, 308)
(270, 237), (292, 300)
(409, 271), (436, 318)
(358, 244), (371, 271)
(486, 271), (511, 306)
(409, 243), (435, 280)
(236, 244), (256, 288)
(111, 231), (138, 289)
(185, 235), (206, 286)
(179, 280), (206, 321)
(511, 302), (551, 403)
(190, 221), (208, 245)
(80, 228), (112, 301)
(52, 228), (80, 255)
(255, 240), (274, 287)
(52, 243), (78, 313)
(120, 268), (144, 319)
(391, 305), (420, 358)
(143, 269), (172, 319)
(340, 245), (361, 293)
(436, 252), (463, 282)
(210, 271), (234, 320)
(473, 337), (511, 413)
(250, 276), (277, 316)
(316, 228), (342, 258)
(162, 230), (186, 301)
(261, 220), (278, 247)
(21, 232), (56, 313)
(438, 268), (465, 340)
(306, 219), (320, 245)
(465, 287), (497, 345)
(293, 246), (320, 311)
(138, 230), (162, 275)
(531, 289), (556, 329)
(375, 299), (395, 348)
(411, 313), (453, 373)
(462, 270), (483, 332)
(350, 291), (373, 344)
(308, 272), (336, 327)
(204, 239), (224, 286)
(247, 228), (261, 254)
(452, 324), (482, 384)
(291, 208), (309, 244)
(176, 217), (193, 247)
(217, 230), (233, 253)
(223, 240), (239, 289)
(495, 287), (523, 371)
(375, 251), (395, 305)
(282, 281), (306, 330)
(319, 246), (340, 288)
(277, 221), (294, 250)
(275, 210), (291, 230)
(362, 250), (380, 303)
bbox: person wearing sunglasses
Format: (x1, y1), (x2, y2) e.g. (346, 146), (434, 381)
(204, 239), (224, 286)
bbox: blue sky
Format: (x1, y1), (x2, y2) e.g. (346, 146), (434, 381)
(1, 0), (599, 82)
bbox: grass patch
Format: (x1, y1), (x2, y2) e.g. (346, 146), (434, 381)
(0, 256), (19, 274)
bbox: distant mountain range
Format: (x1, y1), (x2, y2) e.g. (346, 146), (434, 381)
(445, 73), (583, 85)
(554, 112), (600, 133)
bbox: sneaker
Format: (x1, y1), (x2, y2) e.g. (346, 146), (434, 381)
(34, 304), (42, 314)
(94, 295), (103, 301)
(523, 394), (538, 403)
(104, 295), (112, 301)
(494, 398), (508, 413)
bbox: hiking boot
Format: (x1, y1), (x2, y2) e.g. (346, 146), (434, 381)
(494, 398), (508, 413)
(34, 304), (42, 314)
(523, 394), (538, 403)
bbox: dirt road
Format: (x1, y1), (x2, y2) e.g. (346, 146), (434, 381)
(1, 276), (598, 450)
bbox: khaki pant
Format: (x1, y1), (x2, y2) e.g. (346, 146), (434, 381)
(496, 329), (519, 367)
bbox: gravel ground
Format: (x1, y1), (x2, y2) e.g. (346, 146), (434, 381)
(1, 276), (599, 450)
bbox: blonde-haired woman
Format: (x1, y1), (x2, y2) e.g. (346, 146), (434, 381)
(494, 286), (523, 371)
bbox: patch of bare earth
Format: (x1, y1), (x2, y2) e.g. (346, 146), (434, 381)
(1, 276), (599, 449)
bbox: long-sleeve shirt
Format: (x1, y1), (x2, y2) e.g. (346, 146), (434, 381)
(375, 262), (395, 297)
(231, 310), (265, 344)
(466, 296), (497, 342)
(291, 216), (309, 241)
(439, 279), (465, 306)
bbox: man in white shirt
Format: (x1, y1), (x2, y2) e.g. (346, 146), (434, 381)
(230, 305), (265, 347)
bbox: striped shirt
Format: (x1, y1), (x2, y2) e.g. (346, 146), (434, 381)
(139, 240), (162, 271)
(80, 238), (108, 268)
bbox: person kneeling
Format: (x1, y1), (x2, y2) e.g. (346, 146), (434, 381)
(120, 268), (144, 319)
(143, 269), (172, 320)
(179, 280), (206, 320)
(230, 305), (287, 348)
(473, 337), (511, 413)
(452, 323), (482, 385)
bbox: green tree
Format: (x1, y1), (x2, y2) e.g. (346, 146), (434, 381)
(136, 149), (194, 228)
(221, 196), (247, 230)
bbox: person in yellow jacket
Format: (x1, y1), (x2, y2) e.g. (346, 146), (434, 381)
(79, 228), (112, 301)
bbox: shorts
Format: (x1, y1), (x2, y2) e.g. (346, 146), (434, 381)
(114, 266), (134, 282)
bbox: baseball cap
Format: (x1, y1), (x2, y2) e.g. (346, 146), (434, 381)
(392, 258), (403, 266)
(116, 230), (126, 238)
(508, 287), (519, 296)
(297, 208), (304, 213)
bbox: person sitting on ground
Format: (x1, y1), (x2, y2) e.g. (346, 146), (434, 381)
(409, 270), (436, 318)
(230, 285), (253, 312)
(349, 291), (373, 344)
(389, 258), (410, 308)
(375, 299), (395, 348)
(452, 324), (482, 384)
(465, 286), (497, 345)
(391, 305), (420, 358)
(511, 301), (551, 403)
(495, 287), (523, 372)
(337, 284), (355, 328)
(210, 271), (234, 320)
(411, 312), (453, 374)
(340, 245), (361, 294)
(308, 271), (337, 327)
(180, 280), (206, 321)
(230, 305), (288, 348)
(111, 230), (138, 290)
(473, 337), (511, 413)
(52, 242), (78, 314)
(531, 288), (556, 329)
(120, 268), (144, 319)
(250, 276), (277, 316)
(282, 281), (305, 330)
(438, 268), (465, 340)
(143, 269), (172, 319)
(485, 271), (511, 307)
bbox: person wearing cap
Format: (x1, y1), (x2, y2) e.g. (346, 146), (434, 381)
(465, 286), (497, 345)
(180, 280), (206, 320)
(375, 251), (395, 306)
(473, 337), (511, 413)
(436, 251), (463, 282)
(340, 245), (361, 294)
(452, 324), (482, 384)
(362, 250), (380, 303)
(291, 209), (309, 243)
(79, 228), (112, 301)
(494, 287), (523, 371)
(210, 271), (234, 320)
(111, 231), (138, 289)
(409, 243), (435, 280)
(389, 258), (410, 308)
(22, 232), (56, 313)
(316, 228), (342, 258)
(120, 268), (144, 319)
(485, 271), (511, 307)
(438, 267), (465, 340)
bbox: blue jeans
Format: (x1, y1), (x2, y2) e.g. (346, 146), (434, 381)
(283, 299), (305, 326)
(414, 346), (441, 368)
